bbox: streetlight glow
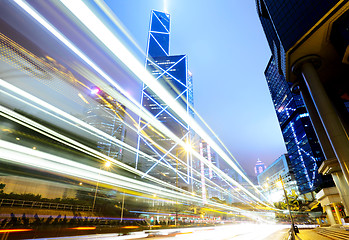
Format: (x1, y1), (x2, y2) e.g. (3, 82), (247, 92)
(184, 142), (192, 153)
(275, 180), (283, 189)
(104, 161), (111, 168)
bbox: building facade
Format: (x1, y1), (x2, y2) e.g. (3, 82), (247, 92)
(264, 57), (332, 194)
(254, 159), (266, 176)
(258, 154), (299, 202)
(136, 10), (193, 188)
(85, 89), (127, 161)
(198, 140), (222, 200)
(256, 0), (349, 216)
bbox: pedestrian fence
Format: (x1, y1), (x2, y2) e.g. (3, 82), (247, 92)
(0, 198), (92, 211)
(296, 224), (319, 229)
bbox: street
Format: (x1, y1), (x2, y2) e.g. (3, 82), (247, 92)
(34, 224), (290, 240)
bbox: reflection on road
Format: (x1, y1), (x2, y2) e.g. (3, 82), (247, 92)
(36, 224), (289, 240)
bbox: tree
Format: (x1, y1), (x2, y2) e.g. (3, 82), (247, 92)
(0, 183), (5, 193)
(274, 190), (300, 211)
(287, 190), (300, 211)
(274, 201), (287, 210)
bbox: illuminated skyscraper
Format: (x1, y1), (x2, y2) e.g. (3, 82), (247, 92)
(264, 57), (332, 194)
(136, 10), (193, 188)
(257, 154), (299, 202)
(85, 89), (126, 161)
(254, 159), (266, 176)
(256, 0), (349, 217)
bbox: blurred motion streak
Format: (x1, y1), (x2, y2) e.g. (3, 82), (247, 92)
(57, 0), (266, 200)
(0, 229), (33, 233)
(9, 0), (270, 207)
(68, 227), (96, 230)
(0, 2), (285, 238)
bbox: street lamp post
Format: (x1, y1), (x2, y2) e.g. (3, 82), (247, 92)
(92, 161), (111, 212)
(277, 175), (296, 239)
(120, 191), (125, 223)
(175, 149), (179, 227)
(174, 142), (192, 226)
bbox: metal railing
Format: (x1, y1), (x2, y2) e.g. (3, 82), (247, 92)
(0, 198), (92, 211)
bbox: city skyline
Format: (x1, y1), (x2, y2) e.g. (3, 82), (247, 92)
(105, 0), (287, 176)
(1, 0), (349, 237)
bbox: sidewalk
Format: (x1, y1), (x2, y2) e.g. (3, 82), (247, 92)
(295, 229), (331, 240)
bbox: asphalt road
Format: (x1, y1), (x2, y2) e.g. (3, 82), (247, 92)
(33, 223), (291, 240)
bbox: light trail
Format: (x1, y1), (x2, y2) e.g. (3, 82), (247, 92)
(0, 90), (191, 196)
(32, 224), (289, 240)
(0, 90), (248, 205)
(0, 101), (250, 206)
(93, 0), (146, 57)
(0, 140), (198, 203)
(163, 0), (169, 13)
(0, 140), (262, 217)
(57, 0), (268, 202)
(11, 0), (270, 206)
(10, 0), (193, 177)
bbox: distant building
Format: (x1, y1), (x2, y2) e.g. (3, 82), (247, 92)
(258, 154), (299, 202)
(136, 10), (193, 188)
(198, 140), (222, 200)
(254, 159), (266, 176)
(85, 88), (126, 161)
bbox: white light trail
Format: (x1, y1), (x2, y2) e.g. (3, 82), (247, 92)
(163, 0), (169, 13)
(0, 83), (190, 195)
(94, 0), (146, 56)
(0, 141), (188, 202)
(11, 0), (189, 175)
(57, 0), (267, 201)
(12, 0), (270, 206)
(32, 224), (289, 240)
(0, 140), (257, 215)
(0, 89), (247, 204)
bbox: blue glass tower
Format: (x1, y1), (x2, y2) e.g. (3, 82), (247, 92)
(265, 57), (332, 194)
(136, 10), (193, 188)
(256, 0), (349, 216)
(256, 0), (341, 76)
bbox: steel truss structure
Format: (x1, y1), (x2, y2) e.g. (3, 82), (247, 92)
(136, 10), (194, 189)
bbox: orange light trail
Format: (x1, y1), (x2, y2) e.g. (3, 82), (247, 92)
(0, 229), (33, 233)
(121, 226), (139, 229)
(69, 226), (96, 230)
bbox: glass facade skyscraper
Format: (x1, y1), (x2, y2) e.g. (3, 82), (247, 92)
(257, 0), (349, 218)
(136, 10), (193, 188)
(256, 0), (349, 116)
(255, 0), (341, 76)
(265, 57), (332, 194)
(85, 90), (126, 161)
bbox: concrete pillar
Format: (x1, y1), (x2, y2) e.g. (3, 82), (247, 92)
(325, 205), (336, 225)
(333, 203), (343, 224)
(333, 172), (349, 215)
(293, 81), (349, 215)
(295, 83), (336, 159)
(293, 55), (349, 187)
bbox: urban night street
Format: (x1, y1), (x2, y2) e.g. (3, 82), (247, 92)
(1, 0), (349, 239)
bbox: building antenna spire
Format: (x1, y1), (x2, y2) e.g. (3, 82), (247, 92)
(163, 0), (169, 13)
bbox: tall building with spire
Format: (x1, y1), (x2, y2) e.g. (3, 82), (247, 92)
(254, 159), (266, 176)
(136, 10), (193, 189)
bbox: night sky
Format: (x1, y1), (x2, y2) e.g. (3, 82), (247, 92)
(105, 0), (287, 177)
